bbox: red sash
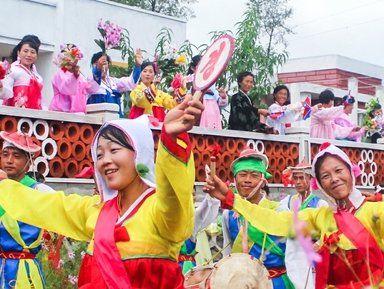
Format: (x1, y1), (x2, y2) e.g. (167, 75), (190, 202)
(316, 210), (384, 289)
(94, 198), (132, 289)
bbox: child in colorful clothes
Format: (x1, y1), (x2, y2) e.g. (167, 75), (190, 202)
(205, 142), (384, 289)
(187, 55), (228, 129)
(49, 44), (100, 113)
(266, 85), (304, 135)
(279, 160), (328, 289)
(0, 35), (43, 109)
(334, 95), (365, 142)
(0, 94), (203, 289)
(87, 49), (143, 117)
(198, 149), (294, 289)
(129, 62), (177, 122)
(310, 89), (345, 139)
(0, 131), (54, 289)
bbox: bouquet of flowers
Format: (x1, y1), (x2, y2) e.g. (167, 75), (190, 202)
(53, 44), (83, 72)
(170, 72), (188, 103)
(95, 19), (124, 52)
(0, 60), (10, 80)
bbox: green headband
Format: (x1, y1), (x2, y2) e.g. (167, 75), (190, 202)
(232, 158), (272, 179)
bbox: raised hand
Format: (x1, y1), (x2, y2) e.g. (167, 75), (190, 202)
(134, 48), (143, 66)
(202, 174), (229, 202)
(163, 92), (203, 137)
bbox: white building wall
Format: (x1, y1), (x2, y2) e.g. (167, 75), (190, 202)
(0, 0), (187, 108)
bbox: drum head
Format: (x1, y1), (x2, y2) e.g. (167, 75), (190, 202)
(184, 266), (213, 288)
(209, 253), (273, 289)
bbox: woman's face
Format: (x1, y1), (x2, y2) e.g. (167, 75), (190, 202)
(318, 156), (353, 200)
(275, 89), (288, 106)
(96, 55), (109, 70)
(18, 44), (37, 68)
(141, 65), (155, 86)
(344, 103), (353, 114)
(239, 75), (254, 93)
(373, 109), (382, 117)
(96, 137), (137, 191)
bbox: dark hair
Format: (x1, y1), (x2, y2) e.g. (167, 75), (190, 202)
(141, 61), (156, 72)
(237, 71), (254, 86)
(61, 43), (77, 53)
(369, 104), (382, 118)
(91, 52), (111, 65)
(319, 89), (335, 105)
(26, 171), (45, 183)
(314, 153), (351, 185)
(342, 95), (355, 105)
(98, 125), (134, 151)
(187, 55), (202, 75)
(11, 35), (41, 62)
(273, 85), (290, 104)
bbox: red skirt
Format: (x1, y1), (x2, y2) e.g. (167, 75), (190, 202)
(78, 254), (185, 289)
(327, 249), (384, 288)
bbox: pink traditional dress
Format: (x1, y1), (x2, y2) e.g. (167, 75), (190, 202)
(0, 61), (43, 109)
(50, 70), (99, 113)
(199, 85), (227, 129)
(334, 112), (365, 142)
(310, 106), (344, 139)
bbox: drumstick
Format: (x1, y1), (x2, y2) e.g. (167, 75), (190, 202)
(210, 156), (216, 177)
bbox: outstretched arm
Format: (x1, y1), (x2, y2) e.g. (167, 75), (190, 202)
(0, 179), (100, 241)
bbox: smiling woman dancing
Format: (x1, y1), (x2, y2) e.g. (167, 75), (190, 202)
(0, 92), (203, 289)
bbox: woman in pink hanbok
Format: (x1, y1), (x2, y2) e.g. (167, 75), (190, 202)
(187, 55), (228, 129)
(49, 44), (99, 113)
(310, 89), (344, 139)
(334, 95), (365, 142)
(0, 35), (43, 109)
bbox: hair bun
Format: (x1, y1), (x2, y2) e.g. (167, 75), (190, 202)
(21, 35), (41, 48)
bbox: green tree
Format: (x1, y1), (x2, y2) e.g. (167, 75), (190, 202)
(212, 0), (292, 102)
(110, 0), (197, 19)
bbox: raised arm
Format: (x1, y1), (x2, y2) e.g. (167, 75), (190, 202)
(152, 93), (203, 242)
(0, 179), (100, 241)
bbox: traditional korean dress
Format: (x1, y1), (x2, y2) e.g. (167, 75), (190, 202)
(87, 66), (141, 117)
(0, 116), (195, 289)
(266, 102), (303, 135)
(0, 175), (53, 289)
(50, 70), (99, 113)
(129, 83), (176, 122)
(199, 85), (227, 130)
(310, 106), (344, 139)
(334, 112), (365, 142)
(278, 193), (327, 289)
(0, 61), (43, 109)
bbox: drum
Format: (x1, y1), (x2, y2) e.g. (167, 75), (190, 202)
(184, 253), (273, 289)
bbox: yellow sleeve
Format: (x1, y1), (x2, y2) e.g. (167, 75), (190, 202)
(155, 90), (177, 110)
(130, 83), (152, 110)
(152, 128), (194, 243)
(259, 198), (280, 210)
(0, 179), (100, 241)
(233, 194), (317, 237)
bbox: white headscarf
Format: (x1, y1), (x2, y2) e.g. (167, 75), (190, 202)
(91, 115), (156, 202)
(311, 142), (364, 210)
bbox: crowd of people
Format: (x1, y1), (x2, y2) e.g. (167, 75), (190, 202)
(0, 34), (384, 289)
(1, 35), (382, 142)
